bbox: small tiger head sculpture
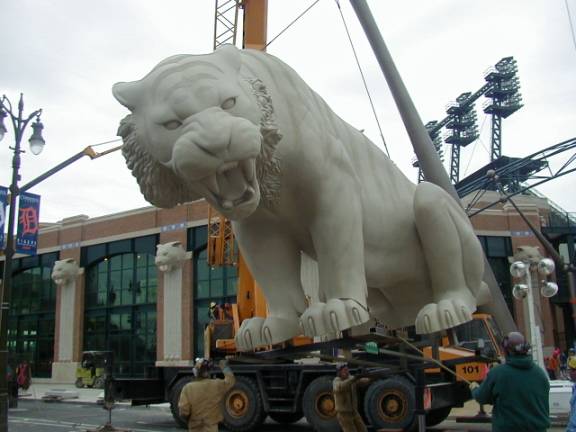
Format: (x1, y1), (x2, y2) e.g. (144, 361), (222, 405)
(155, 241), (187, 272)
(510, 246), (542, 265)
(51, 258), (80, 286)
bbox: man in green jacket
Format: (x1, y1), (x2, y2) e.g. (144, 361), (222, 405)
(471, 331), (550, 432)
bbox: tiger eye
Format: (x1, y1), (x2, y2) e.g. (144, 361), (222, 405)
(163, 120), (182, 130)
(221, 97), (237, 110)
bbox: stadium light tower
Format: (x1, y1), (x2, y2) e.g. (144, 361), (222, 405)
(444, 92), (479, 183)
(483, 56), (523, 161)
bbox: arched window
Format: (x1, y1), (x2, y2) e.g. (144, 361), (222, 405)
(8, 252), (58, 378)
(189, 225), (238, 358)
(82, 236), (157, 377)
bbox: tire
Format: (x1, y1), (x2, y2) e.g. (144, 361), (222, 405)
(93, 376), (106, 389)
(425, 406), (451, 427)
(269, 411), (303, 424)
(302, 376), (340, 432)
(169, 377), (192, 429)
(222, 376), (266, 432)
(363, 376), (416, 431)
(74, 378), (84, 389)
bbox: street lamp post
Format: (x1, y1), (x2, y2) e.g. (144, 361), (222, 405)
(0, 93), (45, 424)
(510, 257), (559, 372)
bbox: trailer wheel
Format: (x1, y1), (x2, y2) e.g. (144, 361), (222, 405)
(269, 411), (303, 424)
(425, 406), (451, 427)
(222, 376), (265, 432)
(93, 376), (106, 389)
(363, 376), (416, 431)
(169, 377), (191, 429)
(302, 376), (340, 432)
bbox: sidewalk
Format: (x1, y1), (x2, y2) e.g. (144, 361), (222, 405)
(16, 382), (171, 409)
(449, 400), (491, 418)
(18, 383), (105, 404)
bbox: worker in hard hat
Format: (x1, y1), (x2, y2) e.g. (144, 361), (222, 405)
(178, 358), (235, 432)
(470, 331), (550, 432)
(333, 363), (367, 432)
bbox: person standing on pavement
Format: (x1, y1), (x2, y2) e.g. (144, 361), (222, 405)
(470, 331), (550, 432)
(568, 348), (576, 381)
(178, 358), (236, 432)
(560, 349), (569, 380)
(546, 354), (559, 380)
(333, 363), (367, 432)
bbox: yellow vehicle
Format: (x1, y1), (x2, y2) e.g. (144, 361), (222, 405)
(75, 351), (110, 389)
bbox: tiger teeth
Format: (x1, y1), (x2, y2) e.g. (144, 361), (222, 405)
(218, 161), (239, 174)
(241, 160), (255, 182)
(204, 175), (220, 195)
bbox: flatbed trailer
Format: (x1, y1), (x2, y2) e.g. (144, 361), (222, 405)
(109, 331), (490, 431)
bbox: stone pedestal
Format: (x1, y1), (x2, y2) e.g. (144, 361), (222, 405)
(155, 242), (189, 363)
(51, 361), (80, 384)
(51, 259), (82, 382)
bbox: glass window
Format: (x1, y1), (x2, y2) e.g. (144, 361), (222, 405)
(8, 252), (57, 378)
(188, 225), (210, 251)
(485, 236), (509, 258)
(109, 239), (131, 256)
(83, 243), (106, 267)
(110, 255), (122, 272)
(83, 236), (158, 378)
(193, 244), (238, 358)
(135, 235), (157, 255)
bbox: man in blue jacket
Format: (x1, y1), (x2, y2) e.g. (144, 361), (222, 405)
(470, 331), (550, 432)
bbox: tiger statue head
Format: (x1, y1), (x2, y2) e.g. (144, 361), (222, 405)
(113, 45), (281, 220)
(155, 241), (187, 272)
(510, 245), (542, 266)
(51, 258), (80, 286)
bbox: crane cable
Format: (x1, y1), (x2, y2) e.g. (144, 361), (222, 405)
(264, 0), (321, 49)
(566, 0), (576, 52)
(396, 334), (473, 385)
(333, 0), (390, 157)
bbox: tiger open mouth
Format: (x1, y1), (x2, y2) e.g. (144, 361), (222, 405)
(200, 158), (259, 211)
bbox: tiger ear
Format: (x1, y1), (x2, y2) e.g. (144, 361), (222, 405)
(112, 81), (143, 111)
(214, 44), (242, 73)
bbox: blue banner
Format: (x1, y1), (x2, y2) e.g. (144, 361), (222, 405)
(16, 192), (41, 255)
(0, 186), (7, 249)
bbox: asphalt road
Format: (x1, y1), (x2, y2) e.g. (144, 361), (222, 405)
(7, 400), (568, 432)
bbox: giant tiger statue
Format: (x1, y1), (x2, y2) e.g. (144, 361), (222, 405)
(113, 45), (490, 351)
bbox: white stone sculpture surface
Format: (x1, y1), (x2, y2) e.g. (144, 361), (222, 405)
(156, 241), (187, 272)
(113, 45), (490, 350)
(51, 258), (80, 286)
(510, 245), (542, 265)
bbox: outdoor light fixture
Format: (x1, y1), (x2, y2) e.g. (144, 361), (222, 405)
(0, 93), (45, 422)
(509, 261), (527, 278)
(28, 116), (46, 155)
(509, 253), (559, 370)
(0, 110), (7, 141)
(537, 258), (555, 276)
(541, 281), (559, 298)
(512, 283), (529, 300)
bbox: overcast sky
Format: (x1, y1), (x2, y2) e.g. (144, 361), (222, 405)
(1, 0), (575, 224)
